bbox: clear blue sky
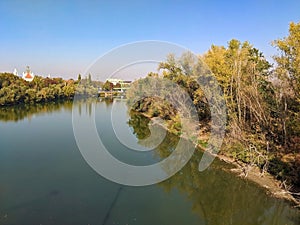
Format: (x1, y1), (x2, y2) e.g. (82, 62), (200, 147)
(0, 0), (300, 79)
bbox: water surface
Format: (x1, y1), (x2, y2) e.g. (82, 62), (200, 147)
(0, 99), (299, 225)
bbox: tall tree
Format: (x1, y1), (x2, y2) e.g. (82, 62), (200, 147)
(88, 73), (92, 84)
(272, 21), (300, 148)
(273, 21), (300, 100)
(203, 40), (271, 128)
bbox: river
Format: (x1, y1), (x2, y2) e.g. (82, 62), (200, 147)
(0, 99), (299, 225)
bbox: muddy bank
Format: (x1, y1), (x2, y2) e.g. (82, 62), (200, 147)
(215, 153), (300, 207)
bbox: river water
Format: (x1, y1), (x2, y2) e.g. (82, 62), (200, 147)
(0, 99), (299, 225)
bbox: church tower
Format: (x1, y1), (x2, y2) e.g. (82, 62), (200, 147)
(22, 66), (35, 82)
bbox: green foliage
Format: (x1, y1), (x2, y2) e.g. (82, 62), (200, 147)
(102, 81), (113, 91)
(273, 22), (300, 100)
(167, 114), (182, 135)
(88, 73), (92, 84)
(127, 111), (151, 139)
(0, 73), (99, 106)
(197, 139), (208, 148)
(127, 26), (300, 188)
(272, 22), (300, 150)
(78, 74), (82, 81)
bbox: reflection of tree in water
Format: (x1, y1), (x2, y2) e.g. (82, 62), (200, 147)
(127, 111), (151, 140)
(128, 109), (195, 176)
(127, 111), (300, 225)
(103, 97), (114, 106)
(0, 98), (101, 122)
(128, 110), (181, 162)
(157, 150), (299, 225)
(0, 97), (121, 122)
(0, 100), (73, 122)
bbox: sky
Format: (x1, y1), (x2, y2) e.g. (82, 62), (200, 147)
(0, 0), (300, 79)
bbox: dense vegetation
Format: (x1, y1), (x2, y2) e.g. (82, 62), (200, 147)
(0, 73), (100, 106)
(128, 21), (300, 192)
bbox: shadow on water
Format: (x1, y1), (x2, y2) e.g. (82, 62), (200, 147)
(101, 186), (123, 225)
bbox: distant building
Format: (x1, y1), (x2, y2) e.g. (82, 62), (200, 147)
(106, 78), (122, 85)
(106, 78), (132, 92)
(22, 66), (35, 82)
(106, 78), (132, 85)
(13, 68), (19, 76)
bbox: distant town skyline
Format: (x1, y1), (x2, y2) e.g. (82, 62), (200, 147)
(1, 0), (300, 79)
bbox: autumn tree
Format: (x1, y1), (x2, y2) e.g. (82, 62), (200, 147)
(102, 81), (113, 91)
(272, 21), (300, 150)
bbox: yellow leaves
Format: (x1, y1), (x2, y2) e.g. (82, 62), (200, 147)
(273, 21), (300, 102)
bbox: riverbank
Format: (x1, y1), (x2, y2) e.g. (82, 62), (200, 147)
(217, 153), (300, 207)
(142, 111), (300, 207)
(0, 73), (101, 106)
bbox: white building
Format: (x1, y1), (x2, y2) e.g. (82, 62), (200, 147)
(13, 68), (19, 76)
(106, 78), (122, 85)
(106, 78), (132, 85)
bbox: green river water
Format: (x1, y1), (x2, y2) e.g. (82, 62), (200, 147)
(0, 99), (299, 225)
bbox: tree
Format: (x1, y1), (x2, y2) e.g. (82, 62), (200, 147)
(102, 81), (113, 91)
(88, 73), (92, 84)
(272, 21), (300, 148)
(114, 82), (121, 89)
(78, 74), (82, 82)
(62, 85), (75, 98)
(203, 40), (272, 128)
(273, 22), (300, 100)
